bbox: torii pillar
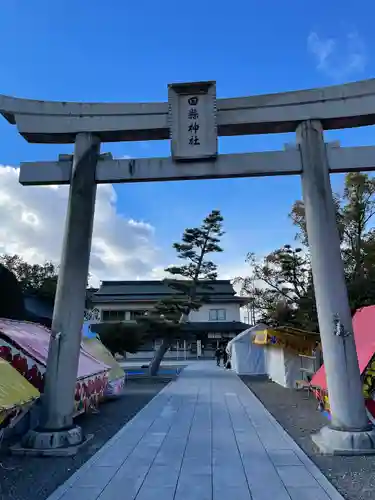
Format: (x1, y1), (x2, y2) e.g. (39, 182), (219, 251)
(21, 133), (100, 454)
(297, 120), (375, 454)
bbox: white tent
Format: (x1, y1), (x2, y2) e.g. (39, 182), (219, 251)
(266, 345), (301, 388)
(228, 324), (303, 388)
(227, 324), (268, 376)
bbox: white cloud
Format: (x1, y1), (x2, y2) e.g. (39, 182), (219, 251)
(0, 164), (282, 305)
(307, 30), (367, 81)
(0, 165), (161, 286)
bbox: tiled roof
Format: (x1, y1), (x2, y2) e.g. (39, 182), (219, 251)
(95, 280), (235, 296)
(91, 280), (249, 305)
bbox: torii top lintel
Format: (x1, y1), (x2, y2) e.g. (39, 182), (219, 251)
(1, 79), (375, 144)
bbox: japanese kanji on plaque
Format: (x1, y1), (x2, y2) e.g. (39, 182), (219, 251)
(168, 81), (217, 161)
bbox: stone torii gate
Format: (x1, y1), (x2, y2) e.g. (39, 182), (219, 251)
(4, 79), (375, 455)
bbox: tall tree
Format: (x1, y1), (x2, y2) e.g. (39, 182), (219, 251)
(289, 172), (375, 313)
(0, 254), (58, 303)
(236, 173), (375, 330)
(144, 210), (224, 376)
(0, 264), (26, 320)
(341, 172), (375, 280)
(290, 196), (345, 247)
(235, 246), (317, 330)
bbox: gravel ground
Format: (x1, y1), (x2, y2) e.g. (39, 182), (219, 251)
(242, 376), (375, 500)
(0, 377), (169, 500)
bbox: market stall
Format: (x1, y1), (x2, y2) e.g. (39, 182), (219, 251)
(253, 326), (320, 388)
(81, 322), (125, 397)
(0, 357), (40, 436)
(0, 318), (110, 416)
(226, 323), (268, 376)
(311, 305), (375, 422)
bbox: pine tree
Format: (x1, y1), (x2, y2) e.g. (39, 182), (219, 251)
(143, 210), (224, 375)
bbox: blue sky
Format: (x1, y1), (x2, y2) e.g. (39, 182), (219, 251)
(0, 0), (374, 280)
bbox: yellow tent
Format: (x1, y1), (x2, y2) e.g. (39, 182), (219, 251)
(0, 358), (40, 427)
(82, 337), (125, 396)
(251, 325), (320, 388)
(253, 326), (319, 355)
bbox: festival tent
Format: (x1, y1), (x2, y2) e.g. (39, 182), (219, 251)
(0, 357), (40, 433)
(81, 322), (125, 397)
(252, 326), (319, 389)
(227, 323), (268, 376)
(311, 306), (375, 421)
(0, 319), (111, 416)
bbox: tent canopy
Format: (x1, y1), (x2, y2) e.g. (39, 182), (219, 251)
(229, 324), (318, 388)
(312, 306), (375, 391)
(227, 323), (268, 376)
(253, 326), (319, 354)
(0, 358), (39, 426)
(228, 323), (268, 347)
(82, 336), (124, 382)
(0, 318), (109, 379)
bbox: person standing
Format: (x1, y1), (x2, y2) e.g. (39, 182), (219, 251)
(223, 345), (228, 367)
(215, 347), (222, 366)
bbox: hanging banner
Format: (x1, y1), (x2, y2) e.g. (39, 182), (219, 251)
(253, 327), (318, 355)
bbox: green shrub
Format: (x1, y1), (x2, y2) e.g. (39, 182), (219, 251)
(91, 322), (145, 356)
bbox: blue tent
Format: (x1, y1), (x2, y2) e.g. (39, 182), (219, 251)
(82, 322), (97, 339)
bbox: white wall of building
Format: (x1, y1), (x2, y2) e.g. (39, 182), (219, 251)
(96, 303), (149, 312)
(90, 301), (243, 360)
(95, 303), (151, 321)
(188, 303), (241, 322)
(95, 301), (241, 323)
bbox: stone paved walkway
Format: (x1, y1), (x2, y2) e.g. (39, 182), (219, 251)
(48, 362), (344, 500)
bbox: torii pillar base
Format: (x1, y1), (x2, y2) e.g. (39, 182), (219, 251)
(312, 425), (375, 456)
(11, 426), (93, 457)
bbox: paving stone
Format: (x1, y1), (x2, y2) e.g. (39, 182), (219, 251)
(46, 361), (345, 500)
(72, 465), (118, 488)
(213, 485), (252, 500)
(174, 474), (212, 500)
(212, 465), (248, 488)
(59, 487), (103, 500)
(268, 449), (303, 466)
(93, 443), (134, 467)
(287, 486), (331, 500)
(96, 465), (149, 500)
(180, 463), (211, 475)
(135, 486), (176, 500)
(141, 465), (180, 489)
(153, 439), (186, 467)
(250, 486), (292, 500)
(276, 465), (319, 488)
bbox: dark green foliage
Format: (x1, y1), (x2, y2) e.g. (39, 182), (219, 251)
(0, 254), (58, 303)
(234, 246), (316, 330)
(91, 322), (146, 356)
(0, 264), (25, 320)
(237, 172), (375, 331)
